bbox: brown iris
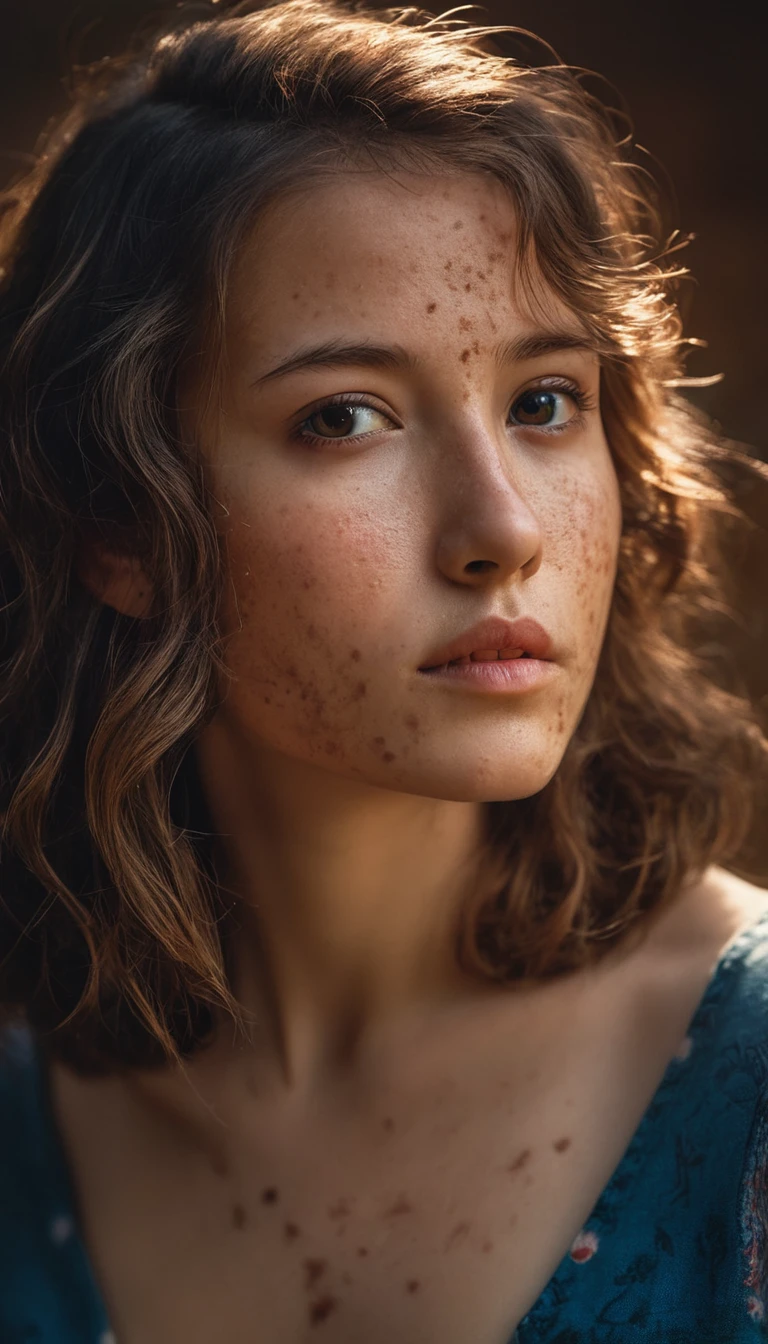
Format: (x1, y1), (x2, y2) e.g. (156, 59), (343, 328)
(306, 404), (358, 438)
(513, 390), (558, 426)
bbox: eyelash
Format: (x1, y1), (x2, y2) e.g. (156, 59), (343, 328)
(292, 379), (597, 447)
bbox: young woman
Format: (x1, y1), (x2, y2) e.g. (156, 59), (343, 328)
(1, 1), (766, 1340)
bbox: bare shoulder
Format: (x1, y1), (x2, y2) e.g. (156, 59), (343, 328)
(705, 864), (768, 934)
(640, 863), (768, 970)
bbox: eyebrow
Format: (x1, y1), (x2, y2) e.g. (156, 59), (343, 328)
(251, 330), (599, 387)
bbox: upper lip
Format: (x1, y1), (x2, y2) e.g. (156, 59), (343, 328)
(418, 616), (554, 669)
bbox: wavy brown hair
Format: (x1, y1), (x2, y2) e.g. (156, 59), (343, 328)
(0, 0), (766, 1074)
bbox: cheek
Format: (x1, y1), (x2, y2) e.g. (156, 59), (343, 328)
(543, 468), (621, 643)
(214, 488), (421, 770)
(218, 493), (403, 672)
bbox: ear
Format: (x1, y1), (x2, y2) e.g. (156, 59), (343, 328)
(76, 541), (154, 618)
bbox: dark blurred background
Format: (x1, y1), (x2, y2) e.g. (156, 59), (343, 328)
(2, 0), (767, 876)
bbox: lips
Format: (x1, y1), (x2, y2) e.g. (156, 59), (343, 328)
(418, 615), (553, 671)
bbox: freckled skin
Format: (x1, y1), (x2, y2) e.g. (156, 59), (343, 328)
(507, 1148), (532, 1173)
(383, 1193), (413, 1217)
(304, 1257), (328, 1289)
(309, 1293), (338, 1324)
(445, 1220), (471, 1249)
(191, 170), (621, 806)
(328, 1197), (353, 1220)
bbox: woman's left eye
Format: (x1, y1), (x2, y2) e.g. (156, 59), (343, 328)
(509, 386), (585, 431)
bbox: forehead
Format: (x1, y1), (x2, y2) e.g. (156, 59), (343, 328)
(225, 170), (580, 346)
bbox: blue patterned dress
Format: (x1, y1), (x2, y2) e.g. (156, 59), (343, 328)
(1, 908), (767, 1343)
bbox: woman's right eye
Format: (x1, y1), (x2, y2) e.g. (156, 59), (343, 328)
(296, 399), (393, 443)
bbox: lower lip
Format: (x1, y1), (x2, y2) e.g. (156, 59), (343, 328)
(417, 657), (558, 692)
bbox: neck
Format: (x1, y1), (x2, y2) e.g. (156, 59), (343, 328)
(194, 709), (494, 1093)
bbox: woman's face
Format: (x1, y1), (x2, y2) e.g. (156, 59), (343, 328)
(193, 170), (622, 802)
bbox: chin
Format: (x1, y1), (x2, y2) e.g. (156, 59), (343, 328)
(384, 756), (563, 804)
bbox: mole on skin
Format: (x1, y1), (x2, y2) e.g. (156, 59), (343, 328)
(328, 1197), (353, 1220)
(304, 1257), (328, 1289)
(445, 1220), (471, 1249)
(309, 1294), (338, 1325)
(507, 1147), (532, 1173)
(384, 1193), (413, 1217)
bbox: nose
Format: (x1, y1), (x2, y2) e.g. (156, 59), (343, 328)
(432, 424), (543, 588)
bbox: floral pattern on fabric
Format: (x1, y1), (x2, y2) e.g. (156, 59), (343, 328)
(515, 909), (768, 1343)
(742, 1083), (768, 1324)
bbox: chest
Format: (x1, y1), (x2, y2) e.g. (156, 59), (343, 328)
(55, 972), (699, 1344)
